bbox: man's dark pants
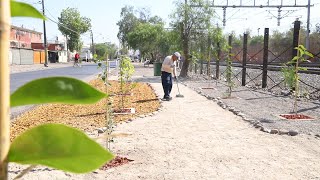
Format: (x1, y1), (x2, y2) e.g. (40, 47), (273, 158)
(161, 71), (172, 98)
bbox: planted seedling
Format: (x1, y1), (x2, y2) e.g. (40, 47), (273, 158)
(281, 45), (313, 114)
(118, 56), (136, 112)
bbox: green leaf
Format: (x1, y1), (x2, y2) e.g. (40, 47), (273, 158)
(298, 45), (306, 51)
(299, 67), (308, 71)
(11, 77), (106, 107)
(9, 124), (113, 173)
(11, 0), (46, 19)
(305, 51), (314, 58)
(291, 56), (299, 61)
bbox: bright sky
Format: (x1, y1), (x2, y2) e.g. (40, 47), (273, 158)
(12, 0), (320, 46)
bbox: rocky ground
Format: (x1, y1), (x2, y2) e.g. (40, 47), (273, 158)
(182, 65), (320, 136)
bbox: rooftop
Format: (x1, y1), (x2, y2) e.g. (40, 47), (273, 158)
(11, 25), (42, 35)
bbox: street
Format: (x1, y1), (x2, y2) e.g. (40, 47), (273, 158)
(10, 63), (102, 118)
(10, 63), (101, 93)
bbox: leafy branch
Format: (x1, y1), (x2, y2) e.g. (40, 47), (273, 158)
(281, 45), (313, 114)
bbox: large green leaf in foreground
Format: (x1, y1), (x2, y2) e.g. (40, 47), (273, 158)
(11, 0), (46, 19)
(8, 124), (114, 173)
(11, 77), (106, 107)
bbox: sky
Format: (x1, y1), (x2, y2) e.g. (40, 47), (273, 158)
(12, 0), (320, 47)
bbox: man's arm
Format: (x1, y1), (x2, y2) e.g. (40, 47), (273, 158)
(172, 61), (177, 78)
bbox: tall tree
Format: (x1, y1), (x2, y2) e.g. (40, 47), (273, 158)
(170, 0), (214, 77)
(58, 8), (91, 52)
(127, 23), (164, 61)
(95, 42), (118, 60)
(117, 6), (139, 47)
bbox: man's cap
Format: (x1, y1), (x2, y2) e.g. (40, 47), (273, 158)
(174, 52), (181, 60)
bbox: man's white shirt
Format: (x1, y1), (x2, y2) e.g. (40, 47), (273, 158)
(161, 55), (176, 74)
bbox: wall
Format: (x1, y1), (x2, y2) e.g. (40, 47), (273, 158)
(20, 49), (34, 65)
(8, 49), (12, 65)
(11, 48), (21, 64)
(58, 51), (68, 63)
(10, 48), (34, 65)
(33, 50), (45, 64)
(10, 26), (42, 48)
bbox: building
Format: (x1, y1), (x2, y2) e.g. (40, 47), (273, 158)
(31, 36), (68, 63)
(10, 25), (42, 49)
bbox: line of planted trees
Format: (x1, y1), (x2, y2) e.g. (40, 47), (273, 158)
(117, 0), (320, 77)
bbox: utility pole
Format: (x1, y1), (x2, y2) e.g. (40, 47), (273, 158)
(306, 0), (311, 50)
(91, 30), (95, 55)
(42, 0), (48, 67)
(65, 35), (69, 62)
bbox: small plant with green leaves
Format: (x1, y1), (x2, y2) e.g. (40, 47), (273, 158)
(225, 52), (235, 98)
(190, 51), (200, 74)
(281, 45), (313, 114)
(118, 55), (136, 110)
(0, 2), (114, 179)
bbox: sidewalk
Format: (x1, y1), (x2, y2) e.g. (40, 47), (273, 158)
(9, 63), (320, 179)
(10, 62), (81, 74)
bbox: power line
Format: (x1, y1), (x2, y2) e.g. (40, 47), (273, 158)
(46, 16), (92, 39)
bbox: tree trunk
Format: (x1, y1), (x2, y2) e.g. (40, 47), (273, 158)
(180, 38), (189, 77)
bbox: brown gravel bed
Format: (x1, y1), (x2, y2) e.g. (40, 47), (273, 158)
(10, 79), (161, 141)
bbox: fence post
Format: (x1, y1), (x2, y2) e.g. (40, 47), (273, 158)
(207, 36), (211, 76)
(226, 35), (232, 88)
(216, 42), (220, 79)
(292, 20), (301, 59)
(200, 60), (203, 75)
(195, 63), (197, 74)
(262, 28), (269, 88)
(242, 33), (248, 86)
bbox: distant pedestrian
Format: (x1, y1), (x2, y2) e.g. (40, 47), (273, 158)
(74, 53), (81, 67)
(161, 52), (181, 101)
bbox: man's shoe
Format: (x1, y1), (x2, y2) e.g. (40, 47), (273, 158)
(162, 96), (172, 101)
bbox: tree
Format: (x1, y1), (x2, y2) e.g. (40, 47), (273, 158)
(127, 22), (164, 61)
(170, 0), (214, 77)
(58, 8), (91, 52)
(316, 23), (320, 34)
(95, 43), (117, 60)
(117, 6), (139, 47)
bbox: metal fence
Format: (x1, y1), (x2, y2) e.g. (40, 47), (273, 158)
(189, 20), (320, 99)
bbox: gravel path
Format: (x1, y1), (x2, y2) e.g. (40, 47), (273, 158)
(184, 64), (320, 136)
(9, 63), (320, 179)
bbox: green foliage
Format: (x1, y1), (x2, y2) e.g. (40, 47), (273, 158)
(119, 56), (135, 83)
(117, 6), (140, 46)
(9, 124), (113, 173)
(11, 77), (106, 107)
(170, 0), (215, 76)
(190, 51), (200, 64)
(58, 8), (91, 51)
(226, 52), (234, 97)
(281, 66), (295, 89)
(127, 23), (164, 60)
(249, 36), (264, 46)
(118, 56), (135, 108)
(10, 0), (45, 19)
(95, 43), (117, 60)
(282, 45), (313, 114)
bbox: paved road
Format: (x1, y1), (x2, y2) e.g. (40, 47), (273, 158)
(10, 63), (101, 93)
(10, 63), (102, 119)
